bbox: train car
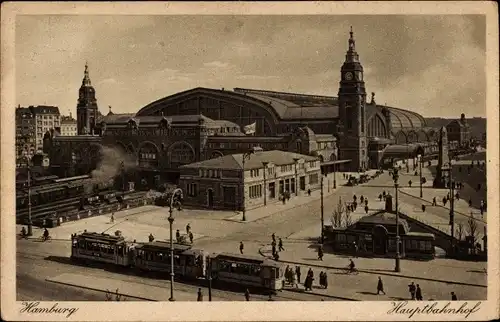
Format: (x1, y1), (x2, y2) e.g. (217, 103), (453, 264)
(211, 253), (284, 291)
(71, 232), (137, 267)
(133, 241), (205, 279)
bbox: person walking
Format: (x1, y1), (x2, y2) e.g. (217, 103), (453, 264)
(239, 241), (244, 254)
(432, 197), (437, 206)
(291, 269), (298, 288)
(189, 231), (194, 244)
(415, 284), (423, 300)
(295, 266), (301, 284)
(197, 288), (203, 301)
(364, 205), (369, 214)
(323, 272), (328, 289)
(278, 238), (284, 251)
(408, 282), (416, 300)
(110, 213), (115, 223)
(377, 277), (386, 295)
(186, 223), (191, 234)
(244, 289), (250, 301)
(408, 180), (412, 187)
(318, 245), (324, 261)
(451, 292), (458, 301)
(148, 233), (155, 242)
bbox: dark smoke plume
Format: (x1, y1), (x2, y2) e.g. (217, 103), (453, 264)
(85, 145), (136, 194)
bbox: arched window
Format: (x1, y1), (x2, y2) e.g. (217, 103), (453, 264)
(169, 141), (195, 165)
(139, 142), (159, 168)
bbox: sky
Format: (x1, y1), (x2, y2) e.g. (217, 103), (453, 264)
(16, 15), (486, 118)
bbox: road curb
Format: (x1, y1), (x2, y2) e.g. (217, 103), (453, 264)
(258, 246), (486, 288)
(45, 279), (156, 301)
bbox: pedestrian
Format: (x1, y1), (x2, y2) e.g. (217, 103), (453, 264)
(176, 229), (181, 241)
(148, 233), (154, 242)
(197, 288), (203, 301)
(378, 194), (382, 201)
(307, 267), (314, 279)
(278, 238), (284, 251)
(318, 245), (324, 261)
(186, 223), (191, 234)
(353, 242), (358, 257)
(377, 277), (386, 295)
(110, 213), (115, 223)
(307, 189), (311, 196)
(239, 241), (244, 254)
(432, 197), (437, 206)
(295, 266), (301, 284)
(451, 292), (458, 301)
(455, 192), (460, 201)
(415, 284), (423, 300)
(360, 195), (364, 203)
(323, 272), (328, 289)
(244, 289), (250, 301)
(469, 198), (473, 207)
(383, 191), (386, 199)
(272, 233), (276, 242)
(442, 197), (447, 206)
(408, 282), (416, 300)
(189, 231), (194, 244)
(364, 205), (369, 214)
(408, 180), (412, 187)
(291, 269), (298, 288)
(365, 199), (368, 207)
(319, 271), (325, 288)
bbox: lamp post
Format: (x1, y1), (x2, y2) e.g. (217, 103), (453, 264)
(333, 162), (337, 189)
(262, 161), (269, 206)
(241, 150), (254, 221)
(167, 188), (183, 301)
(448, 161), (455, 254)
(207, 255), (212, 301)
(392, 168), (401, 272)
(418, 154), (423, 198)
(293, 158), (299, 196)
(27, 160), (33, 236)
(320, 170), (325, 244)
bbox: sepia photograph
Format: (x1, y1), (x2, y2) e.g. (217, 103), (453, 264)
(1, 1), (499, 321)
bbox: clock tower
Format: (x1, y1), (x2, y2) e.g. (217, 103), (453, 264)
(76, 62), (99, 135)
(337, 27), (368, 172)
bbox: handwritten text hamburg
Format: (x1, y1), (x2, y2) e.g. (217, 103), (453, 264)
(20, 302), (79, 318)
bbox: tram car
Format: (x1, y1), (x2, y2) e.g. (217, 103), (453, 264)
(69, 231), (285, 292)
(133, 241), (206, 279)
(210, 253), (284, 291)
(71, 232), (138, 266)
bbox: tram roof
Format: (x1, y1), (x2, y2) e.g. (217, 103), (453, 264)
(136, 241), (192, 251)
(77, 232), (125, 243)
(215, 252), (283, 268)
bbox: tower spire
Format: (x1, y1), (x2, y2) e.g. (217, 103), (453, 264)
(82, 62), (91, 86)
(348, 26), (356, 51)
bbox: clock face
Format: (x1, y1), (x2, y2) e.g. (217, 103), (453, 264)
(345, 72), (353, 81)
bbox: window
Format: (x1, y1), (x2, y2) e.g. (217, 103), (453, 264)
(250, 169), (260, 177)
(309, 173), (318, 185)
(267, 167), (274, 176)
(187, 183), (197, 197)
(280, 165), (293, 173)
(299, 163), (305, 170)
(309, 161), (317, 168)
(249, 184), (262, 199)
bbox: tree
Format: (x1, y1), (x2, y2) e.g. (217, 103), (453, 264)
(343, 206), (353, 228)
(456, 222), (464, 241)
(466, 214), (478, 244)
(331, 197), (345, 228)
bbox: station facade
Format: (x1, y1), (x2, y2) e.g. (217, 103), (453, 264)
(49, 28), (449, 186)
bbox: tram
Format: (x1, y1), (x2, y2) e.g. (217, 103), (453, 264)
(211, 253), (284, 291)
(69, 231), (284, 292)
(71, 232), (138, 266)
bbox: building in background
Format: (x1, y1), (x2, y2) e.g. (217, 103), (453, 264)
(178, 148), (321, 210)
(16, 105), (60, 167)
(60, 114), (78, 136)
(15, 106), (36, 167)
(446, 113), (472, 147)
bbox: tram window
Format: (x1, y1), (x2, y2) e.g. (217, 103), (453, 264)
(425, 241), (433, 251)
(419, 241), (426, 251)
(117, 245), (123, 256)
(72, 239), (77, 247)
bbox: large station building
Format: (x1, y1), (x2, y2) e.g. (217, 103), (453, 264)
(48, 28), (461, 187)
